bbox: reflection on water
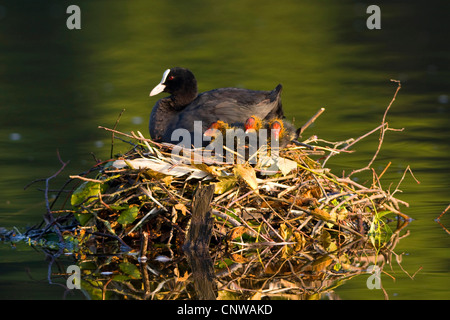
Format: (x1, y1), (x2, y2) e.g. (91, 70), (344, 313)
(18, 219), (410, 300)
(0, 221), (413, 300)
(0, 0), (449, 299)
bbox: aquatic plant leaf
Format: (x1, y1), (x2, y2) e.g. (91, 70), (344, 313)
(375, 210), (392, 219)
(337, 207), (348, 220)
(112, 274), (132, 282)
(250, 292), (262, 300)
(74, 210), (93, 226)
(257, 155), (275, 166)
(81, 279), (107, 300)
(99, 218), (116, 235)
(119, 262), (141, 279)
(117, 206), (139, 225)
(71, 181), (107, 207)
(233, 164), (258, 190)
(144, 169), (169, 180)
(257, 155), (297, 175)
(108, 205), (129, 211)
(100, 174), (122, 182)
(369, 211), (393, 248)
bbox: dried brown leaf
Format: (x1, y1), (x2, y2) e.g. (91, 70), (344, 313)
(214, 177), (237, 194)
(228, 226), (249, 240)
(231, 253), (250, 263)
(174, 203), (187, 215)
(311, 208), (333, 222)
(233, 164), (258, 190)
(311, 256), (333, 272)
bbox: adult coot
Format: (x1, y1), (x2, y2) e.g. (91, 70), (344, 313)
(148, 67), (284, 145)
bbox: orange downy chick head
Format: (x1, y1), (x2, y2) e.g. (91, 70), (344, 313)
(204, 120), (228, 137)
(244, 116), (262, 133)
(270, 120), (284, 141)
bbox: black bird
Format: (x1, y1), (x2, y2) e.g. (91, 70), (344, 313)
(148, 67), (284, 146)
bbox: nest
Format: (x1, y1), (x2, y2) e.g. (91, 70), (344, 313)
(59, 114), (411, 254)
(43, 118), (411, 299)
(35, 80), (412, 254)
(15, 80), (418, 299)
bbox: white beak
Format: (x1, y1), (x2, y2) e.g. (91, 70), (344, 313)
(149, 82), (166, 96)
(149, 69), (170, 97)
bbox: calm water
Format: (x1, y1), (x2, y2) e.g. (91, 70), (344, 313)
(0, 0), (449, 300)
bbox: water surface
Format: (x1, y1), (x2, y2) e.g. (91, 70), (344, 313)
(0, 0), (448, 299)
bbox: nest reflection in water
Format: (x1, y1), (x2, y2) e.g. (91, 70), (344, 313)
(63, 219), (410, 300)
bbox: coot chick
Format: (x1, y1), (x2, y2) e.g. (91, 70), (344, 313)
(203, 120), (230, 138)
(244, 116), (297, 148)
(244, 115), (263, 133)
(203, 120), (259, 163)
(267, 119), (297, 148)
(149, 67), (284, 144)
(203, 120), (246, 149)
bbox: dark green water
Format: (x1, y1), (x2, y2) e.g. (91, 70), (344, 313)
(0, 0), (449, 299)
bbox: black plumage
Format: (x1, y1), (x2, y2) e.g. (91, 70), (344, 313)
(149, 67), (284, 146)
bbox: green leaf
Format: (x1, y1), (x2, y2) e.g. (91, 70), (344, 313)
(333, 262), (342, 271)
(319, 230), (338, 252)
(112, 274), (131, 282)
(108, 205), (129, 211)
(98, 218), (116, 235)
(119, 262), (141, 279)
(117, 206), (140, 225)
(375, 210), (392, 219)
(101, 174), (122, 182)
(368, 210), (393, 248)
(71, 181), (107, 207)
(74, 211), (93, 226)
(217, 290), (240, 300)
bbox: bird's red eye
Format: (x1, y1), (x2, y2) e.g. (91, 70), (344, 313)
(167, 75), (174, 81)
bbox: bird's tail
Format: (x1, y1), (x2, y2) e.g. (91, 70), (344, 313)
(267, 84), (284, 119)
